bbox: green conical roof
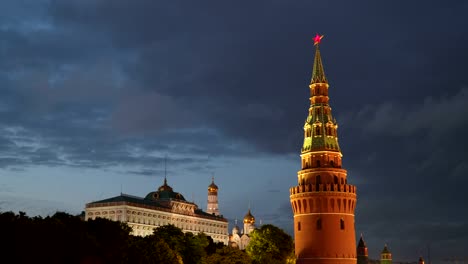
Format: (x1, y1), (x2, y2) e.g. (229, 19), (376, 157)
(311, 45), (327, 84)
(382, 244), (391, 254)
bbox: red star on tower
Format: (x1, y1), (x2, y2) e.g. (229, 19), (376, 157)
(313, 34), (324, 45)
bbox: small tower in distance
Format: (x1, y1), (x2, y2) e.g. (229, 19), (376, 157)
(243, 209), (256, 235)
(419, 256), (425, 264)
(357, 234), (369, 264)
(207, 176), (220, 216)
(380, 244), (392, 264)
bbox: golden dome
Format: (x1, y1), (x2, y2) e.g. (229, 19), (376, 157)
(208, 177), (218, 192)
(243, 209), (255, 224)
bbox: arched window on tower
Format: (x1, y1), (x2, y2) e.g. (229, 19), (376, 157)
(340, 219), (345, 230)
(316, 160), (321, 167)
(334, 175), (338, 184)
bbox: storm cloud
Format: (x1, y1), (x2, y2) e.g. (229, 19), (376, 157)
(0, 0), (467, 261)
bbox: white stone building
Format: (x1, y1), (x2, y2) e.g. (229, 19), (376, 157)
(85, 178), (228, 244)
(228, 209), (256, 250)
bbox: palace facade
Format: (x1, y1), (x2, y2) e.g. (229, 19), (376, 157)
(85, 177), (229, 244)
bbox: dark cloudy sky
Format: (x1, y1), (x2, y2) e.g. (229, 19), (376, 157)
(1, 0), (467, 261)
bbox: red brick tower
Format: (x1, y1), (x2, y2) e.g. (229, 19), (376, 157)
(289, 35), (357, 264)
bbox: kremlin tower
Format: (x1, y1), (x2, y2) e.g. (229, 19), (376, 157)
(418, 256), (425, 264)
(207, 177), (220, 216)
(357, 235), (369, 264)
(380, 245), (392, 264)
(289, 35), (357, 264)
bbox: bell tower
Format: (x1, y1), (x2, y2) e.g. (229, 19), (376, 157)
(207, 176), (220, 216)
(289, 35), (357, 264)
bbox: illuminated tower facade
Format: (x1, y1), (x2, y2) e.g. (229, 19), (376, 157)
(207, 177), (220, 216)
(289, 35), (357, 264)
(357, 235), (369, 264)
(380, 245), (392, 264)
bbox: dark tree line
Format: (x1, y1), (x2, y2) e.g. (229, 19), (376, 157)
(0, 211), (293, 264)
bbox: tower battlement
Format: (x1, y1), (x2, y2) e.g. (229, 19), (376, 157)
(290, 183), (356, 195)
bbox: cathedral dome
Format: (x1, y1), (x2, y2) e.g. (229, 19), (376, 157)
(158, 178), (173, 192)
(243, 209), (255, 224)
(145, 178), (186, 201)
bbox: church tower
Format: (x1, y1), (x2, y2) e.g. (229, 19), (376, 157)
(289, 35), (357, 264)
(207, 177), (220, 215)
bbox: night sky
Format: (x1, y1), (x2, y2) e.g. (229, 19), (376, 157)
(0, 0), (467, 261)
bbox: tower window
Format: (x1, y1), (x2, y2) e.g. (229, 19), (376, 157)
(298, 221), (301, 231)
(340, 219), (345, 230)
(316, 160), (321, 167)
(316, 218), (322, 230)
(316, 175), (321, 184)
(334, 175), (338, 184)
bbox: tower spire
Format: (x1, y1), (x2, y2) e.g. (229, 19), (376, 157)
(164, 155), (167, 185)
(311, 34), (327, 84)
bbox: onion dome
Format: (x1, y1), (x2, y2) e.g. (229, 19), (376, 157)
(208, 177), (218, 192)
(243, 209), (255, 224)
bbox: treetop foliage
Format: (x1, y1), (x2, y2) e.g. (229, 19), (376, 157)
(0, 212), (260, 264)
(246, 224), (295, 264)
